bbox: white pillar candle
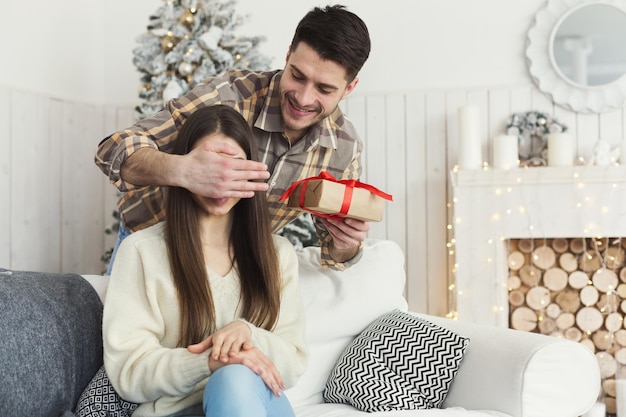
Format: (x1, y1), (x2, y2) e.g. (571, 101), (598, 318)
(492, 134), (519, 169)
(547, 132), (574, 166)
(457, 105), (482, 170)
(618, 379), (626, 417)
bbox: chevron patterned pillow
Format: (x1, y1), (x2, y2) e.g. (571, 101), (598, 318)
(323, 309), (469, 412)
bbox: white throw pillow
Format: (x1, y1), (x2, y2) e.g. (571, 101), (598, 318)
(284, 239), (408, 407)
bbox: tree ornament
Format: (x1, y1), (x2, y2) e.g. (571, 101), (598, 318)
(138, 83), (152, 95)
(178, 61), (194, 76)
(277, 213), (319, 250)
(179, 10), (195, 27)
(160, 33), (177, 52)
(162, 79), (185, 102)
(198, 26), (223, 51)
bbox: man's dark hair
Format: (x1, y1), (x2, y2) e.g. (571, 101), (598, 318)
(290, 4), (371, 82)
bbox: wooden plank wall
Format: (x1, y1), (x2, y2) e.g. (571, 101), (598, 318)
(342, 85), (626, 317)
(0, 87), (9, 269)
(0, 88), (133, 276)
(1, 83), (624, 316)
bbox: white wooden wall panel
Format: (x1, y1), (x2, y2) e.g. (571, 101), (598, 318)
(11, 91), (53, 271)
(41, 95), (57, 270)
(60, 101), (81, 273)
(49, 100), (64, 272)
(530, 86), (554, 116)
(10, 91), (33, 268)
(445, 91), (466, 170)
(510, 86), (533, 115)
(577, 113), (600, 162)
(384, 94), (408, 255)
(444, 91), (467, 315)
(599, 109), (622, 146)
(341, 96), (366, 178)
(4, 83), (626, 316)
(487, 89), (510, 133)
(0, 90), (110, 275)
(405, 92), (428, 313)
(0, 87), (10, 267)
(60, 101), (105, 274)
(362, 95), (387, 241)
(467, 90), (490, 168)
(43, 98), (63, 271)
(424, 92), (448, 317)
(553, 102), (579, 156)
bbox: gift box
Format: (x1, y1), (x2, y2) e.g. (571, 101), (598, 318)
(279, 172), (393, 222)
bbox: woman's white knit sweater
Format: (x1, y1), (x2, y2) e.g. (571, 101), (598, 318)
(103, 223), (308, 417)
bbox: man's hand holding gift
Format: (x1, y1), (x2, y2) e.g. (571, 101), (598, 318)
(279, 172), (393, 262)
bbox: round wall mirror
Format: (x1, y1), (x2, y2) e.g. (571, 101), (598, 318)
(526, 0), (626, 113)
(553, 4), (626, 86)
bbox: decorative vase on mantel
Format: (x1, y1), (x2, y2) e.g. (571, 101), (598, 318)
(505, 111), (567, 167)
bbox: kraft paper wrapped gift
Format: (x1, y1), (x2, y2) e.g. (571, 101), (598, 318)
(279, 172), (393, 222)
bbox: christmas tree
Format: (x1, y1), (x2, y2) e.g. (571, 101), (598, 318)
(131, 0), (318, 250)
(103, 0), (317, 268)
(277, 213), (320, 250)
(103, 0), (272, 269)
(132, 0), (272, 118)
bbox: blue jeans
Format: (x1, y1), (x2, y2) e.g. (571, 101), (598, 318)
(105, 222), (131, 275)
(202, 364), (295, 417)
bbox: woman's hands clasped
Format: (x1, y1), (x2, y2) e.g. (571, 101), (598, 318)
(188, 320), (252, 362)
(187, 320), (285, 396)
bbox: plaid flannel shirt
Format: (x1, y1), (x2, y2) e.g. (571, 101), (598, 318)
(95, 70), (363, 270)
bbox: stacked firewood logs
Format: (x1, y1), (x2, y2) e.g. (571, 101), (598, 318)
(508, 237), (625, 414)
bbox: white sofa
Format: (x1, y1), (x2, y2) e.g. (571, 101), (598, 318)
(82, 239), (600, 417)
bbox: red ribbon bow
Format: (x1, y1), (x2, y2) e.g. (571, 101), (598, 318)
(279, 171), (393, 220)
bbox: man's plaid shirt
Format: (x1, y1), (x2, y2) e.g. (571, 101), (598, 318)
(95, 70), (363, 269)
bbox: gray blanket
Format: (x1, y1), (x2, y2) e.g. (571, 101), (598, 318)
(0, 268), (103, 417)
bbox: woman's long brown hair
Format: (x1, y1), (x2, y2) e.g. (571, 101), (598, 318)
(164, 105), (281, 347)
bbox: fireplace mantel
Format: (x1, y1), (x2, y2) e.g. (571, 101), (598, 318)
(451, 165), (626, 327)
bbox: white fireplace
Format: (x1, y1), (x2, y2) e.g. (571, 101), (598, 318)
(451, 165), (626, 327)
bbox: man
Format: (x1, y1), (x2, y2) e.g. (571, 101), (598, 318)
(96, 4), (371, 272)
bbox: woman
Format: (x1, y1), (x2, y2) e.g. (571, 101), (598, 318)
(102, 105), (307, 417)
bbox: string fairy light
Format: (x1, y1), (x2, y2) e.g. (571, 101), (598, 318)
(449, 163), (626, 328)
(449, 133), (626, 412)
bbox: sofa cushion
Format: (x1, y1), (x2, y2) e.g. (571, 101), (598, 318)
(74, 365), (137, 417)
(323, 309), (469, 412)
(284, 239), (408, 408)
(0, 269), (103, 417)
